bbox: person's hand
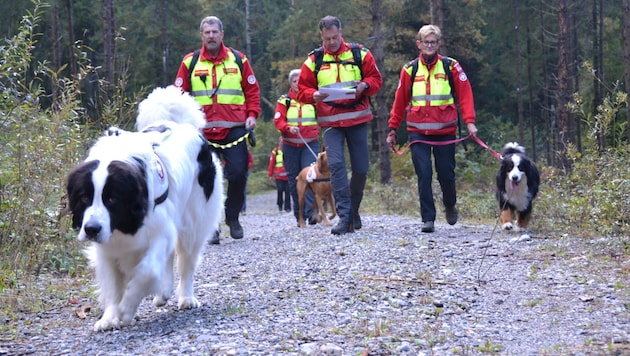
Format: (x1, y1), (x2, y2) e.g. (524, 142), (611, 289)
(467, 123), (478, 137)
(312, 90), (329, 103)
(386, 129), (397, 146)
(289, 126), (299, 135)
(354, 81), (369, 95)
(245, 116), (257, 130)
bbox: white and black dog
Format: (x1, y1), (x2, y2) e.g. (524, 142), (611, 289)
(496, 142), (540, 231)
(66, 86), (223, 331)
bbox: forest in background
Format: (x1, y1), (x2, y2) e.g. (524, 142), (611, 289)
(1, 0), (628, 170)
(0, 1), (628, 280)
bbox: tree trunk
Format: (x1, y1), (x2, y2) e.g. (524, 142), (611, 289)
(66, 0), (77, 78)
(245, 0), (252, 60)
(369, 0), (391, 184)
(557, 0), (571, 169)
(430, 0), (445, 30)
(514, 0), (524, 144)
(51, 5), (61, 108)
(623, 0), (630, 143)
(103, 0), (115, 99)
(160, 0), (168, 86)
(526, 1), (537, 161)
(593, 0), (605, 150)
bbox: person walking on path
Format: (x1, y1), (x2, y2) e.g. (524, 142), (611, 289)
(274, 69), (320, 225)
(297, 15), (382, 235)
(386, 24), (478, 233)
(174, 15), (261, 243)
(268, 140), (291, 212)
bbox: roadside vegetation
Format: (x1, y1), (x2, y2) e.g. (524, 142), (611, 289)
(1, 3), (628, 326)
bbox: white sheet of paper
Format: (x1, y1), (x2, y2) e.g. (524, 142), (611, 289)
(320, 87), (356, 102)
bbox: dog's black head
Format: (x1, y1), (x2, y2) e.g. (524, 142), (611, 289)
(66, 158), (149, 243)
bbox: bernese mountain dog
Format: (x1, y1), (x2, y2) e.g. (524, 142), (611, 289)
(496, 142), (540, 231)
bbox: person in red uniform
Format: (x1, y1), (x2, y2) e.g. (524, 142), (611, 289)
(387, 24), (478, 233)
(267, 138), (291, 212)
(274, 69), (320, 225)
(174, 16), (260, 243)
(297, 16), (383, 235)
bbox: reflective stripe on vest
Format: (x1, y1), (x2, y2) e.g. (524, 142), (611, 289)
(203, 121), (245, 129)
(409, 60), (454, 107)
(284, 98), (317, 126)
(317, 108), (372, 123)
(406, 120), (457, 130)
(188, 51), (245, 106)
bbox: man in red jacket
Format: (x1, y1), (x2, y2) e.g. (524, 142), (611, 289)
(387, 24), (478, 233)
(298, 16), (382, 235)
(174, 16), (260, 243)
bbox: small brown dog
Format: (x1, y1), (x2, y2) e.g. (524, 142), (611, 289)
(296, 150), (336, 228)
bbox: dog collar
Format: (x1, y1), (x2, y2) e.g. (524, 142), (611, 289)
(150, 152), (169, 207)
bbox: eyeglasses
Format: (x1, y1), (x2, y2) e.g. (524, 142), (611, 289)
(422, 40), (438, 47)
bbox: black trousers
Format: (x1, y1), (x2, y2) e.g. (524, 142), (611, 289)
(210, 127), (249, 222)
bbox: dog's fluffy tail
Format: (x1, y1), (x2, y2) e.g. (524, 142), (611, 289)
(502, 142), (526, 156)
(136, 86), (205, 131)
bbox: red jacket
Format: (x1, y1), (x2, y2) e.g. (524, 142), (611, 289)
(388, 53), (475, 136)
(174, 43), (261, 141)
(273, 89), (319, 147)
(267, 146), (288, 181)
(297, 39), (382, 128)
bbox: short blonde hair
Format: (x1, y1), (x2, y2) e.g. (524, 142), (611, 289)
(417, 24), (442, 41)
(288, 69), (300, 82)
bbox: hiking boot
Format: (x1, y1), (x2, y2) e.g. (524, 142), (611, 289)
(208, 230), (220, 245)
(421, 221), (435, 233)
(228, 220), (244, 239)
(445, 206), (458, 225)
(353, 213), (362, 230)
(331, 220), (354, 235)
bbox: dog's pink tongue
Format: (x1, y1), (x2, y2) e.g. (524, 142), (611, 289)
(511, 181), (518, 190)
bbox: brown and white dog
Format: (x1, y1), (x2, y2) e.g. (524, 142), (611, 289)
(296, 150), (336, 228)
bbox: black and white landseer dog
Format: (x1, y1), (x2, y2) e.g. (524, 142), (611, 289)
(66, 86), (223, 332)
(496, 142), (540, 231)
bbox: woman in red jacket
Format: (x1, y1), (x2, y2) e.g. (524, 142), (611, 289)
(387, 24), (478, 233)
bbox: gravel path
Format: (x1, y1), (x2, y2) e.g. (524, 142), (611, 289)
(2, 192), (629, 355)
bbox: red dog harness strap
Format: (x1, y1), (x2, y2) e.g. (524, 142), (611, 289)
(390, 134), (502, 160)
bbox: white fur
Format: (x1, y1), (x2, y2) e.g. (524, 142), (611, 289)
(78, 86), (222, 331)
(502, 155), (530, 213)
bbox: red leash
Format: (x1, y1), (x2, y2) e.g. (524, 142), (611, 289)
(390, 134), (502, 160)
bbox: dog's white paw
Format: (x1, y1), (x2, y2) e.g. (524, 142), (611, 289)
(153, 294), (169, 307)
(93, 315), (121, 332)
(178, 296), (201, 309)
(502, 222), (514, 230)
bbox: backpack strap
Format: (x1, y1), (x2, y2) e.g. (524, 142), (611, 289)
(188, 47), (244, 84)
(311, 42), (363, 78)
(188, 49), (201, 84)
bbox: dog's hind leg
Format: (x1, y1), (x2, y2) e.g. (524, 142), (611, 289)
(297, 178), (308, 228)
(153, 252), (175, 307)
